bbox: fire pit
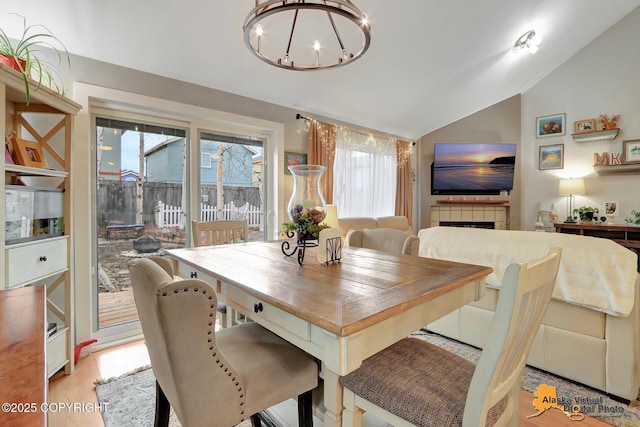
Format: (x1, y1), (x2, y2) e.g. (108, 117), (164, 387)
(132, 235), (162, 253)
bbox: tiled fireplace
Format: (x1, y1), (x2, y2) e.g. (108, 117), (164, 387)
(430, 203), (510, 230)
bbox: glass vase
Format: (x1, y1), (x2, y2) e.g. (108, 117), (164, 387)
(287, 165), (328, 227)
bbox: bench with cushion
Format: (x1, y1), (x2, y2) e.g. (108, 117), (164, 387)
(105, 210), (145, 240)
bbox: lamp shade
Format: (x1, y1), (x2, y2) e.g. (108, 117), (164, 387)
(558, 178), (586, 196)
(324, 204), (339, 229)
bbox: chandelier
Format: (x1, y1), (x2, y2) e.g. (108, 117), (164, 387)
(243, 0), (371, 71)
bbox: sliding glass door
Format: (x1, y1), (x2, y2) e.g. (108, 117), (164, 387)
(95, 118), (188, 329)
(196, 130), (266, 242)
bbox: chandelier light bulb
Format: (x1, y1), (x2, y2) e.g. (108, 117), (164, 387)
(255, 25), (264, 37)
(314, 40), (321, 51)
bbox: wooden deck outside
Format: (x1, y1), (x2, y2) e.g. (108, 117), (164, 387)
(98, 288), (138, 328)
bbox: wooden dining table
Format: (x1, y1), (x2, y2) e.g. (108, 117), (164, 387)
(167, 241), (491, 427)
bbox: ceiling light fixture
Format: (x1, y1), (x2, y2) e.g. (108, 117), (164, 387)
(513, 30), (542, 54)
(243, 0), (371, 71)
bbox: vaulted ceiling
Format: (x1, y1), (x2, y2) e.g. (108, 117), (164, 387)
(2, 1), (639, 139)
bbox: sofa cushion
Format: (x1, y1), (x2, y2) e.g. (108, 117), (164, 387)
(338, 217), (379, 240)
(375, 216), (412, 232)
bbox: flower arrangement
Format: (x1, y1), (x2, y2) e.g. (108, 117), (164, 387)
(282, 204), (328, 240)
(598, 113), (621, 130)
(625, 210), (640, 226)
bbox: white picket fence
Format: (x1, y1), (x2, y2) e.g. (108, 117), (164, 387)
(155, 200), (262, 229)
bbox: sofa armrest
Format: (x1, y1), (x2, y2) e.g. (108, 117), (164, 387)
(403, 235), (420, 256)
(345, 229), (364, 247)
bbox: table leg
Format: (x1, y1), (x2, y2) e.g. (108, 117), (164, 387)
(322, 364), (343, 427)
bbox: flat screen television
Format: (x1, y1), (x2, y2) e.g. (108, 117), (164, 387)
(431, 143), (516, 195)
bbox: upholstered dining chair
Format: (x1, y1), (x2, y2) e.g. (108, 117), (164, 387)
(340, 247), (562, 427)
(128, 258), (318, 427)
(346, 228), (419, 256)
(191, 220), (250, 328)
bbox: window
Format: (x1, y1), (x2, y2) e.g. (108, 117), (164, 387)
(332, 128), (397, 217)
(201, 152), (212, 168)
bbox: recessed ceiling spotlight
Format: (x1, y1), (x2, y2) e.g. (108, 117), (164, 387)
(513, 30), (542, 54)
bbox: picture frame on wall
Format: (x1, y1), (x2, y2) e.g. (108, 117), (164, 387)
(284, 151), (307, 174)
(536, 113), (566, 138)
(539, 143), (564, 170)
(12, 138), (49, 169)
(574, 119), (596, 134)
(605, 201), (619, 216)
(622, 139), (640, 164)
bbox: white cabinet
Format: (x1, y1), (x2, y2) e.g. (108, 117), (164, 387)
(1, 64), (81, 378)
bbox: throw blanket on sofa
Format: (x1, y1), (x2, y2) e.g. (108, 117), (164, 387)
(418, 227), (639, 317)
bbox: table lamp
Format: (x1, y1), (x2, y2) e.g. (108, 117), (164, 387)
(558, 178), (586, 222)
(324, 204), (339, 229)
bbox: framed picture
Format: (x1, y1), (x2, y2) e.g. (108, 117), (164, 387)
(604, 201), (619, 216)
(622, 139), (640, 164)
(574, 119), (596, 134)
(539, 144), (564, 170)
(536, 113), (566, 138)
(284, 151), (307, 174)
(12, 138), (48, 168)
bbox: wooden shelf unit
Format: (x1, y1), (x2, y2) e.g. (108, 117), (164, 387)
(1, 64), (81, 378)
(593, 163), (640, 175)
(571, 128), (619, 142)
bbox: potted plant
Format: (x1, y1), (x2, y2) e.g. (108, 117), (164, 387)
(598, 113), (621, 130)
(573, 206), (599, 223)
(625, 210), (640, 226)
(0, 14), (70, 104)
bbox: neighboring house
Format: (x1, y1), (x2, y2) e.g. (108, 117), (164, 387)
(120, 169), (139, 182)
(145, 138), (254, 187)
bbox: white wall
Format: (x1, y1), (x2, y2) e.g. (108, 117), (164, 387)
(418, 95), (522, 230)
(521, 7), (640, 229)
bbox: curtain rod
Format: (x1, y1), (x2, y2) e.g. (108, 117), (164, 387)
(295, 113), (414, 143)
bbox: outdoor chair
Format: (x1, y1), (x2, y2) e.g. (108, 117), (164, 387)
(340, 247), (562, 427)
(128, 258), (318, 427)
(191, 220), (249, 328)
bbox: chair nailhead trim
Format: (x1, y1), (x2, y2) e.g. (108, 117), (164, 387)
(159, 284), (247, 415)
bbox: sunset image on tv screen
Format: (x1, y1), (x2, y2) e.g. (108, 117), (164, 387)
(433, 143), (516, 193)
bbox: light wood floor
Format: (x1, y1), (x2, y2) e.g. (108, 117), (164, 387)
(48, 339), (614, 427)
(98, 287), (139, 329)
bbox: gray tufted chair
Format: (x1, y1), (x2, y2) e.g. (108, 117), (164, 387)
(128, 258), (318, 427)
(346, 228), (419, 256)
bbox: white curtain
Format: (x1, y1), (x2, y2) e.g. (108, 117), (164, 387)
(332, 128), (397, 218)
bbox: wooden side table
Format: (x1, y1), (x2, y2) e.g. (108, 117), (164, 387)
(0, 285), (47, 426)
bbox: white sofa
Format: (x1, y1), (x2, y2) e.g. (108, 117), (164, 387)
(419, 226), (640, 401)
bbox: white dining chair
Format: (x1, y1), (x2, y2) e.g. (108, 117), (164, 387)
(340, 247), (562, 427)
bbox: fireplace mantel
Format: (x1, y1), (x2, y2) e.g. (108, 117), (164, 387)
(430, 203), (510, 230)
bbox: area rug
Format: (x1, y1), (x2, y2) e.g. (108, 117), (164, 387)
(95, 331), (640, 426)
(95, 365), (251, 427)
